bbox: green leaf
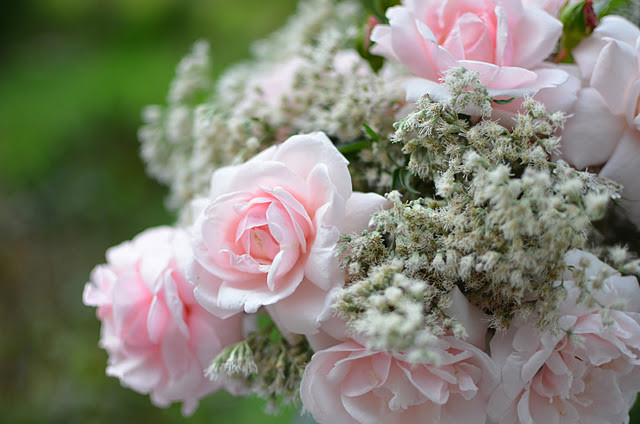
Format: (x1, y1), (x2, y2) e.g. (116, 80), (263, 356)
(360, 0), (401, 22)
(400, 168), (420, 194)
(493, 97), (516, 105)
(596, 0), (631, 17)
(363, 123), (380, 141)
(391, 167), (402, 191)
(339, 139), (371, 155)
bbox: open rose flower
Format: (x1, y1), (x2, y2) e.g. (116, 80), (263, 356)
(82, 226), (245, 416)
(301, 337), (499, 424)
(189, 132), (387, 335)
(559, 16), (640, 227)
(370, 0), (576, 114)
(301, 286), (499, 423)
(488, 250), (640, 424)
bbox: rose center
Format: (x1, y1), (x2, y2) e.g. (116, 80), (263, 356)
(247, 225), (279, 262)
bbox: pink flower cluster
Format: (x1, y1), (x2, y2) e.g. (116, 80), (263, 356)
(299, 252), (640, 424)
(84, 133), (388, 413)
(83, 1), (640, 421)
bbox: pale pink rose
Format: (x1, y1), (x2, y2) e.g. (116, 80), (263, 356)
(488, 249), (640, 424)
(301, 286), (498, 423)
(560, 16), (640, 227)
(190, 132), (387, 335)
(83, 226), (245, 416)
(370, 0), (575, 113)
(301, 337), (499, 424)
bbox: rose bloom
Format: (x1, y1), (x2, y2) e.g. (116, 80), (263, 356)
(83, 226), (245, 415)
(370, 0), (576, 113)
(301, 286), (499, 424)
(488, 250), (640, 424)
(301, 338), (499, 424)
(559, 16), (640, 228)
(189, 132), (387, 335)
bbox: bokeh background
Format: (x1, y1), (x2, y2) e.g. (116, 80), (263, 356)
(1, 0), (639, 423)
(0, 0), (303, 422)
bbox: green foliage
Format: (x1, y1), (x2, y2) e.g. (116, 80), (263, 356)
(360, 0), (401, 22)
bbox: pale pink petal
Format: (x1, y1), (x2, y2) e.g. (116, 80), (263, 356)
(458, 61), (536, 90)
(162, 271), (189, 338)
(107, 354), (161, 392)
(188, 261), (243, 319)
(625, 79), (640, 129)
(216, 269), (301, 313)
(271, 132), (352, 200)
(405, 77), (453, 103)
(532, 64), (580, 115)
(590, 39), (638, 115)
(303, 223), (342, 291)
(384, 6), (452, 80)
(161, 325), (192, 381)
(146, 294), (169, 344)
(370, 25), (399, 62)
(560, 88), (625, 169)
(305, 163), (345, 225)
(510, 3), (562, 68)
(443, 13), (494, 62)
(594, 15), (640, 48)
(444, 286), (490, 349)
(573, 35), (610, 81)
(267, 279), (334, 335)
(83, 266), (116, 306)
(211, 161), (308, 201)
(600, 129), (640, 227)
(494, 6), (512, 67)
(342, 192), (388, 235)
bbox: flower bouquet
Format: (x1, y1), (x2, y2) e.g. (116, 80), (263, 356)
(83, 0), (640, 422)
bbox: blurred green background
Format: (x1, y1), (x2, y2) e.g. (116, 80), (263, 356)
(0, 0), (304, 422)
(1, 0), (640, 423)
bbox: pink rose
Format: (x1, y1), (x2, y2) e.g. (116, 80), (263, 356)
(301, 286), (499, 423)
(488, 249), (640, 424)
(301, 338), (499, 424)
(83, 226), (245, 416)
(190, 132), (387, 335)
(370, 0), (575, 113)
(559, 16), (640, 227)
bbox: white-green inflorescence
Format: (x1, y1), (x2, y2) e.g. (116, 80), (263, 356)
(335, 68), (623, 359)
(205, 319), (313, 413)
